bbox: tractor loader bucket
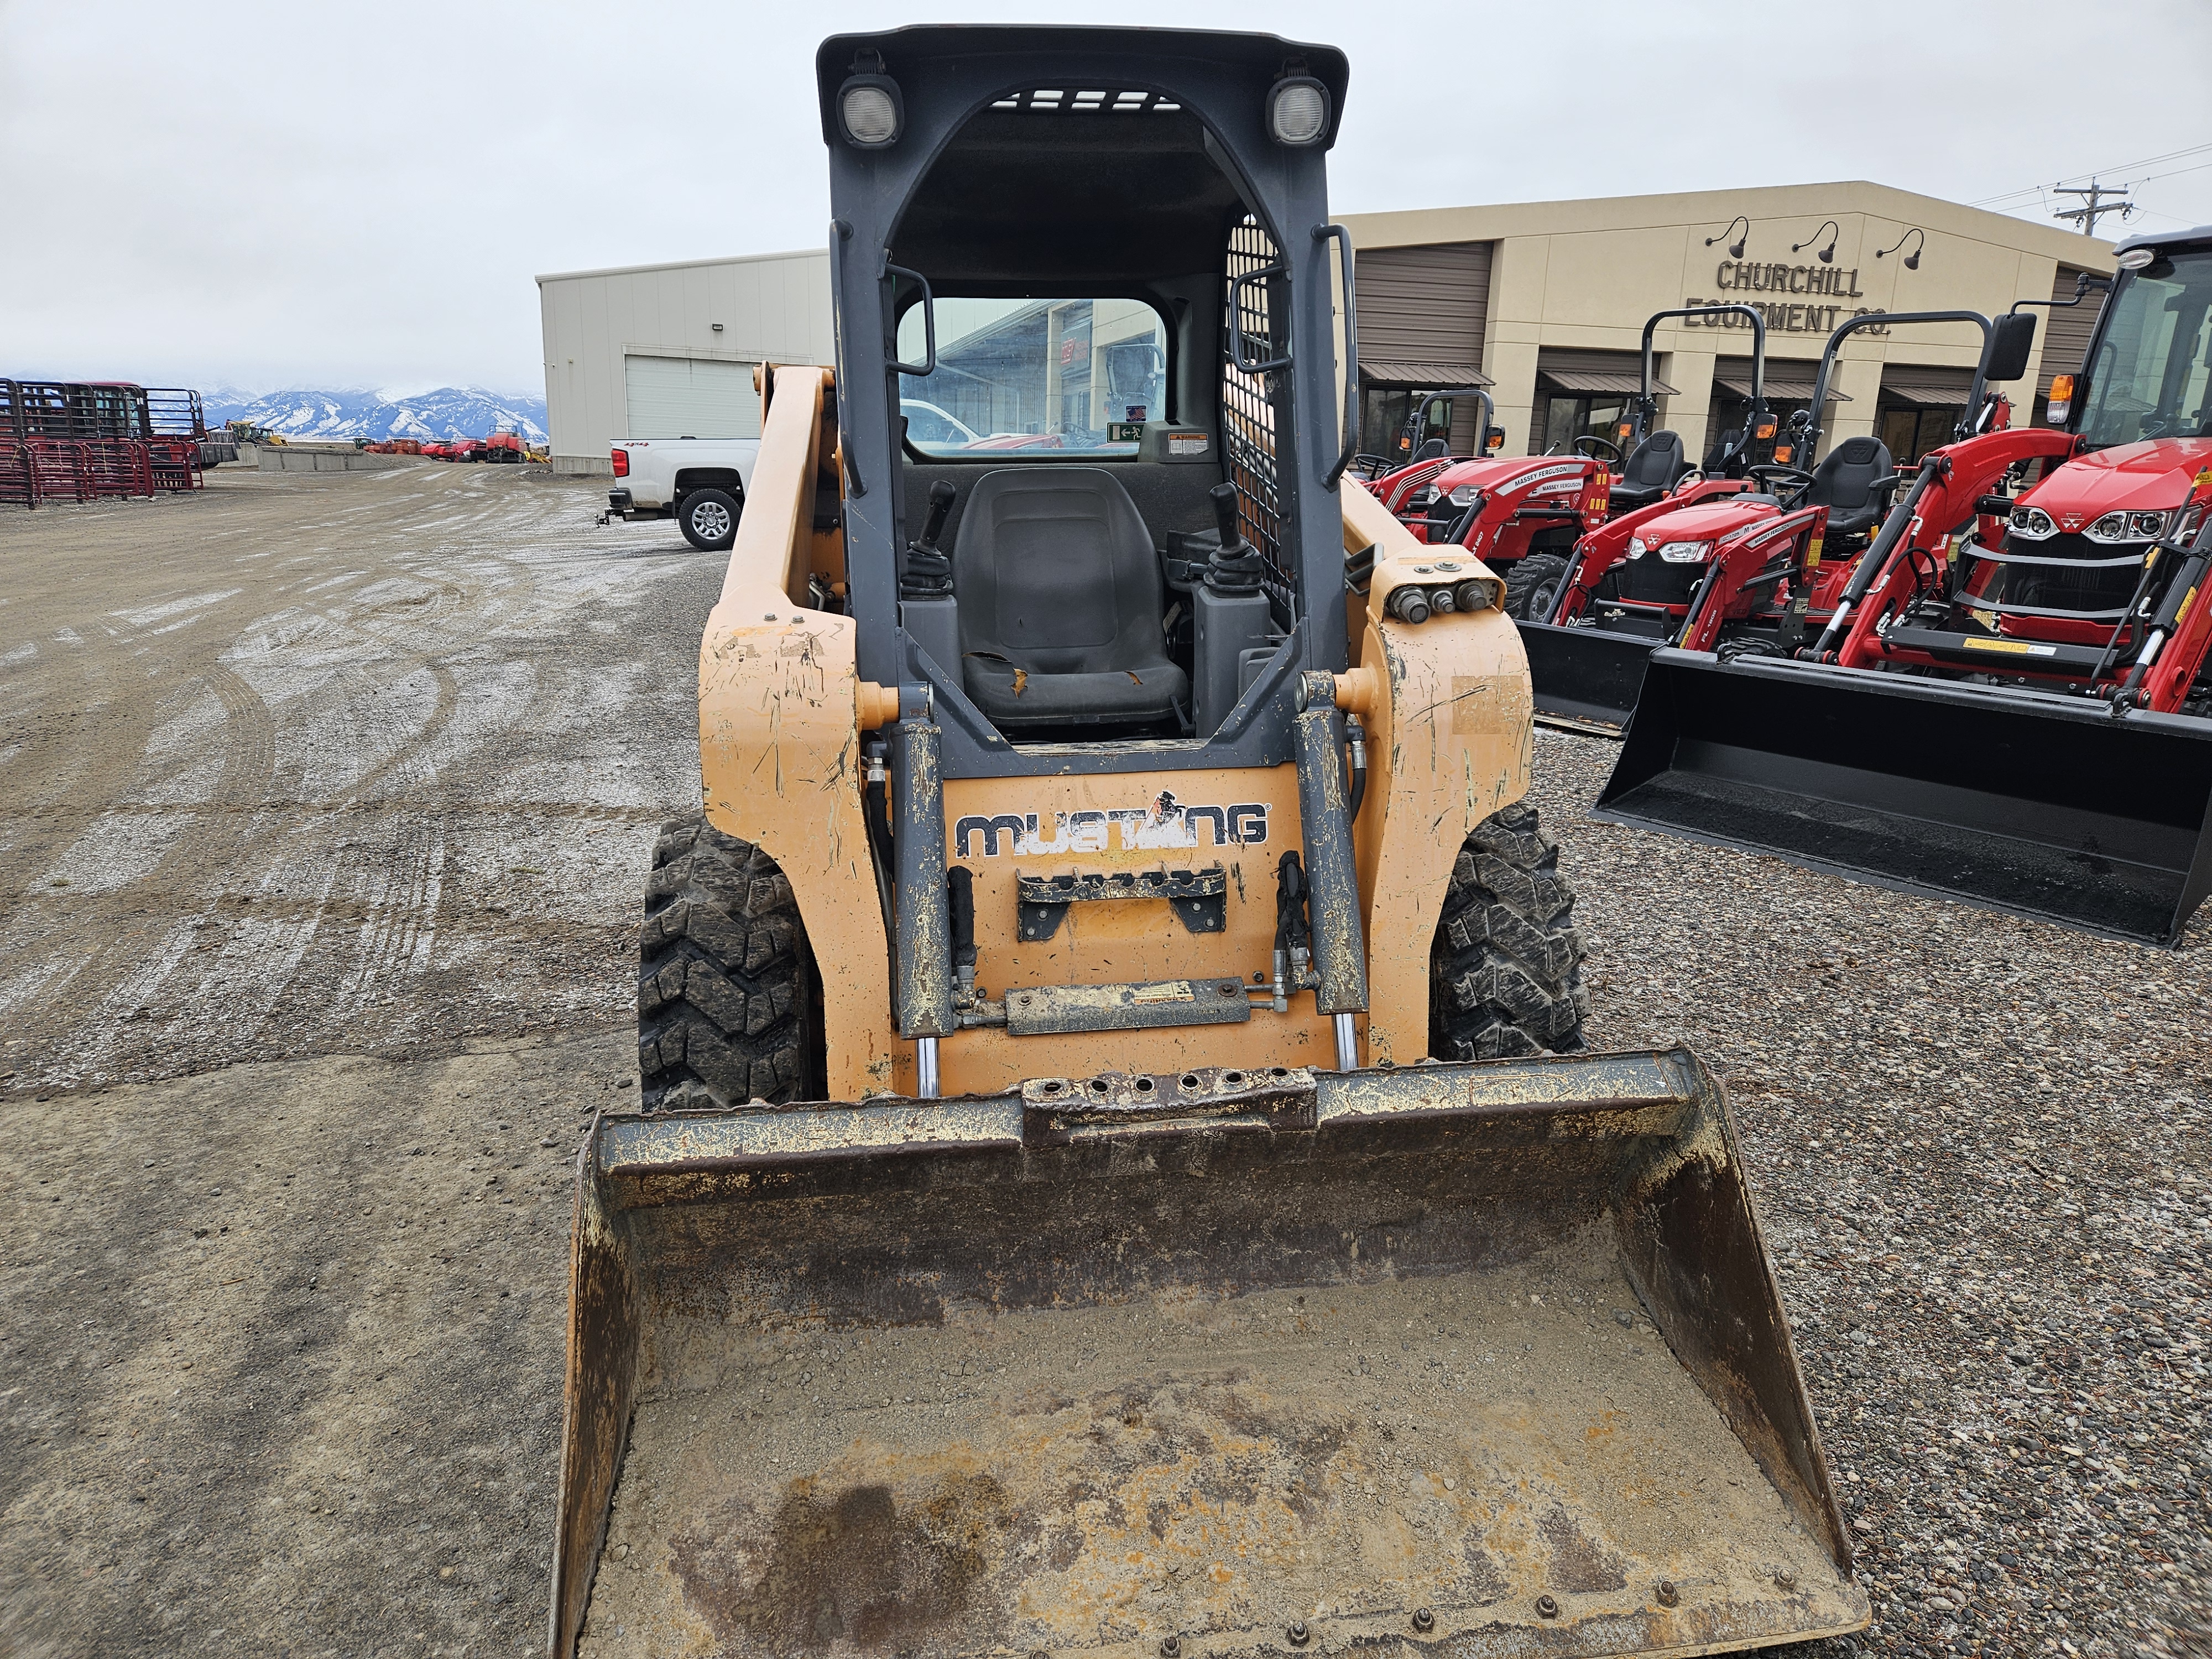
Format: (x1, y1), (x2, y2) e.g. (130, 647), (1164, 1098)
(1596, 650), (2212, 947)
(1521, 619), (1661, 735)
(552, 1049), (1866, 1658)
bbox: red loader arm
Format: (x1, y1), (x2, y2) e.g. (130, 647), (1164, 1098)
(1830, 429), (2078, 669)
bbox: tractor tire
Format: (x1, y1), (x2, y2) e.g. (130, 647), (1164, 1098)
(637, 814), (819, 1112)
(1429, 801), (1590, 1060)
(677, 488), (740, 552)
(1502, 553), (1569, 621)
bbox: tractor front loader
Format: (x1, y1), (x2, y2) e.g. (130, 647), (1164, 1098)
(551, 28), (1864, 1659)
(1599, 244), (2212, 945)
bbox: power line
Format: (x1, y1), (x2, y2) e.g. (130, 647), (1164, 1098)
(1968, 140), (2212, 210)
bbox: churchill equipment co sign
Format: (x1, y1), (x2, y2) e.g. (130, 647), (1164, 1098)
(1683, 260), (1888, 336)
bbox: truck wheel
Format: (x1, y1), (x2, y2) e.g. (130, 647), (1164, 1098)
(1503, 553), (1568, 621)
(1430, 802), (1590, 1059)
(677, 488), (740, 552)
(637, 814), (819, 1111)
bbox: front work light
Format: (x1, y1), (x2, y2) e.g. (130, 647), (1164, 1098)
(1266, 76), (1329, 145)
(839, 76), (904, 147)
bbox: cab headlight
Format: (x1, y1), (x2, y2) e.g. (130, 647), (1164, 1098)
(1266, 76), (1331, 146)
(1448, 484), (1480, 507)
(1657, 540), (1710, 564)
(837, 76), (904, 147)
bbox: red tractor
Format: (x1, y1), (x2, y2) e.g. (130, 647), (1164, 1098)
(484, 424), (529, 462)
(1520, 305), (2012, 727)
(1598, 225), (2212, 947)
(1345, 385), (1503, 518)
(1397, 308), (1769, 618)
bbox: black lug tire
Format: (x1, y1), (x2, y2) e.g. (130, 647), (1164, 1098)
(1503, 552), (1569, 622)
(677, 487), (740, 552)
(1430, 802), (1591, 1060)
(637, 815), (820, 1112)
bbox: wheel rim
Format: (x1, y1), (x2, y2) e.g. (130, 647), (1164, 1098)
(691, 500), (732, 540)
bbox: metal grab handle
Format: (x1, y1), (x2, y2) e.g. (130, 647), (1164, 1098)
(1228, 261), (1292, 376)
(885, 261), (936, 378)
(1314, 224), (1359, 487)
(827, 219), (865, 499)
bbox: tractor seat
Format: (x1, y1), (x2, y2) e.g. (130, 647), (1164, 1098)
(1807, 436), (1894, 538)
(1409, 436), (1448, 465)
(952, 467), (1189, 731)
(1608, 430), (1687, 510)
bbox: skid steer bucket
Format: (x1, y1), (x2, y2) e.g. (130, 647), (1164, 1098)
(1596, 650), (2212, 946)
(552, 1050), (1865, 1658)
(1521, 619), (1661, 735)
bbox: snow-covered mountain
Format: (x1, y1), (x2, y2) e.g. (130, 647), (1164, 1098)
(201, 387), (547, 443)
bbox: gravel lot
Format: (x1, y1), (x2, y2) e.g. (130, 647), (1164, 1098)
(1, 463), (2205, 1657)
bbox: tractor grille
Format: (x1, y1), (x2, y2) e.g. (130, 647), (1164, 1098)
(1971, 531), (2146, 622)
(1222, 215), (1290, 600)
(1615, 555), (1705, 607)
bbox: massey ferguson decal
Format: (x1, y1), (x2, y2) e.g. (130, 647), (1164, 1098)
(1507, 463), (1588, 492)
(956, 790), (1268, 857)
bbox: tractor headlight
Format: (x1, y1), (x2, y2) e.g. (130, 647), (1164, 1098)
(1266, 76), (1331, 145)
(838, 76), (904, 147)
(2084, 512), (2136, 544)
(1447, 484), (1480, 507)
(1626, 536), (1647, 560)
(1657, 540), (1711, 564)
(2008, 505), (2056, 540)
(2132, 510), (2171, 539)
(1411, 486), (1436, 508)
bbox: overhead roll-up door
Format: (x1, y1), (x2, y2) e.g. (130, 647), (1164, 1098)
(623, 354), (759, 440)
(1355, 243), (1492, 375)
(2039, 267), (2107, 400)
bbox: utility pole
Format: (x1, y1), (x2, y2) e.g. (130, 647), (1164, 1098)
(2052, 179), (2135, 238)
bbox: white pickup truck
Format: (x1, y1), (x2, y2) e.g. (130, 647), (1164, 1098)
(604, 437), (761, 550)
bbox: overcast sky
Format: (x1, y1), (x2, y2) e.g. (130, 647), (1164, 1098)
(5, 1), (2208, 398)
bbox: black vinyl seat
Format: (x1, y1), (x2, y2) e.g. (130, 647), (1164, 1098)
(1608, 430), (1687, 509)
(1806, 436), (1894, 537)
(1408, 436), (1448, 465)
(952, 467), (1189, 730)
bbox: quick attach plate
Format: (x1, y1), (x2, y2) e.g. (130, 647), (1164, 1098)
(1015, 864), (1227, 941)
(1004, 976), (1251, 1036)
(1021, 1063), (1317, 1146)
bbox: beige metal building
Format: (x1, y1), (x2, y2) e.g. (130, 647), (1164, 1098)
(1343, 181), (2111, 467)
(537, 181), (2111, 476)
(536, 249), (834, 474)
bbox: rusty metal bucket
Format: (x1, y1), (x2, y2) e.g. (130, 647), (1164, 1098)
(552, 1050), (1866, 1658)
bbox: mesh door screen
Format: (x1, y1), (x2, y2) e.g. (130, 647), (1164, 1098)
(1222, 216), (1290, 598)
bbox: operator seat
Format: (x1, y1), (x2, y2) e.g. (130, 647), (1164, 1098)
(1409, 436), (1448, 465)
(1608, 430), (1687, 509)
(1806, 436), (1894, 537)
(952, 467), (1189, 731)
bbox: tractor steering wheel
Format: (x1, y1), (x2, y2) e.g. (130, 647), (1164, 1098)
(1573, 435), (1625, 465)
(1749, 463), (1815, 502)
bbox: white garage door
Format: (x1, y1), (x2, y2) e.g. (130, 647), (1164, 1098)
(623, 354), (759, 439)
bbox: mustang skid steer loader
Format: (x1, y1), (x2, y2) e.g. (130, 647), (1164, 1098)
(552, 27), (1864, 1659)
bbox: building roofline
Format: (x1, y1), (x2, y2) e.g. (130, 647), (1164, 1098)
(1340, 180), (2115, 269)
(535, 247), (828, 286)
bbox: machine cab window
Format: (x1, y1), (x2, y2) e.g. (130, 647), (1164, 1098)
(898, 298), (1167, 456)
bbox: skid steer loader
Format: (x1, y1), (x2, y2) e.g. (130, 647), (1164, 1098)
(553, 27), (1864, 1658)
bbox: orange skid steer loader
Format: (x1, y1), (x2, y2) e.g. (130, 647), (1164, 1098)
(552, 27), (1865, 1659)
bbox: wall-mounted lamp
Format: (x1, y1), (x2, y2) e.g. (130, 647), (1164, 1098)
(1876, 228), (1925, 270)
(711, 322), (726, 332)
(1792, 221), (1840, 264)
(1705, 215), (1750, 259)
